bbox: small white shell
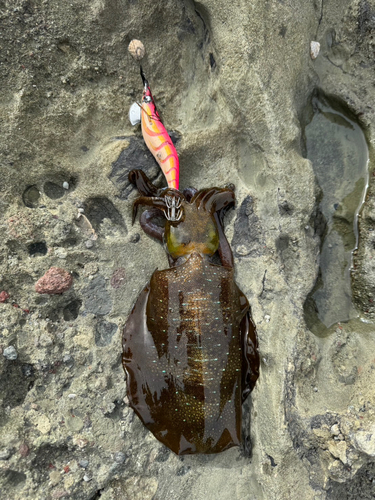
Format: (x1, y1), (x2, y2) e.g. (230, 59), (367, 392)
(75, 213), (98, 241)
(310, 41), (320, 60)
(128, 39), (145, 61)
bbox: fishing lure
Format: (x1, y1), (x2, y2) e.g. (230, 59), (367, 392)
(122, 69), (259, 455)
(129, 68), (179, 190)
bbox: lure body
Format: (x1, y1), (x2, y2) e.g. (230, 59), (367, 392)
(122, 171), (259, 455)
(139, 70), (179, 190)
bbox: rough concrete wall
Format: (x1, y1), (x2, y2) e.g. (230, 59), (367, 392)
(1, 0), (375, 498)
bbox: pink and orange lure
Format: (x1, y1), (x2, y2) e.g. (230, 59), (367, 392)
(139, 68), (179, 190)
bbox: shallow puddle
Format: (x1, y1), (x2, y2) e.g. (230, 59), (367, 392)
(303, 95), (369, 336)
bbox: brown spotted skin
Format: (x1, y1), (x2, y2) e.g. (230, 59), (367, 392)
(122, 170), (259, 455)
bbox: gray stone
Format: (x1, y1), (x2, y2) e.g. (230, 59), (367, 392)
(114, 452), (126, 464)
(94, 320), (118, 347)
(83, 276), (112, 316)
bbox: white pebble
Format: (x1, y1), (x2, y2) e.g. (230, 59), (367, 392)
(236, 244), (250, 256)
(63, 181), (69, 190)
(310, 41), (320, 60)
(55, 248), (68, 259)
(3, 346), (18, 360)
(264, 314), (271, 323)
(331, 424), (340, 436)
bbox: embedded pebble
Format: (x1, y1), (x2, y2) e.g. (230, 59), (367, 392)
(63, 181), (69, 190)
(95, 320), (118, 346)
(83, 474), (92, 482)
(51, 491), (70, 499)
(82, 261), (98, 277)
(353, 427), (375, 456)
(0, 291), (10, 303)
(55, 248), (68, 259)
(19, 443), (29, 457)
(35, 267), (73, 294)
(130, 233), (140, 243)
(36, 414), (51, 434)
(0, 448), (11, 460)
(114, 451), (126, 463)
(128, 39), (145, 60)
(83, 275), (112, 315)
(310, 41), (320, 59)
(3, 346), (18, 360)
(78, 459), (89, 469)
(49, 470), (61, 486)
(110, 267), (126, 289)
(331, 424), (340, 436)
(236, 244), (251, 256)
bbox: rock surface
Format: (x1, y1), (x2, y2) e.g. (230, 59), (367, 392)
(1, 0), (375, 499)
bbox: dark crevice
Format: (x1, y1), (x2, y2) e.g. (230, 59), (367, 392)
(28, 241), (47, 256)
(84, 197), (126, 234)
(89, 489), (104, 500)
(63, 299), (82, 321)
(43, 181), (65, 199)
(22, 185), (40, 208)
(209, 52), (216, 70)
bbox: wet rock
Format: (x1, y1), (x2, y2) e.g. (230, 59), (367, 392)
(35, 267), (73, 294)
